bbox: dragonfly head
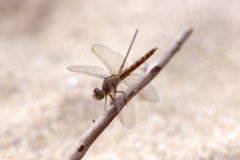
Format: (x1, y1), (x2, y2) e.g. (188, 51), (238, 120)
(93, 87), (104, 100)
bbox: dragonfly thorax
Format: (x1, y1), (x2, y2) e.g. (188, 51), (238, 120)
(102, 76), (121, 95)
(93, 88), (104, 100)
(93, 76), (121, 101)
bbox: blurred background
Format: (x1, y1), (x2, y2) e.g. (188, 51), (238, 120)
(1, 0), (240, 159)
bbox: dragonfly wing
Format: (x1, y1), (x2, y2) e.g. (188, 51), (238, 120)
(121, 73), (159, 102)
(91, 44), (128, 75)
(67, 65), (110, 79)
(116, 84), (135, 129)
(139, 82), (159, 102)
(118, 102), (135, 129)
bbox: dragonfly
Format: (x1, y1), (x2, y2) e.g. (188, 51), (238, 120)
(68, 44), (159, 111)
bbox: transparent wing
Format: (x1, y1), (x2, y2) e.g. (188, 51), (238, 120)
(67, 65), (110, 79)
(121, 73), (159, 102)
(139, 82), (160, 102)
(115, 84), (135, 129)
(91, 44), (128, 75)
(118, 101), (135, 129)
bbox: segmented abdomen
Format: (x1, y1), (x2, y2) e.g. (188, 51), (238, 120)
(119, 47), (158, 80)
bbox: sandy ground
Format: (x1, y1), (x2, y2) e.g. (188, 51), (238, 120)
(1, 0), (240, 159)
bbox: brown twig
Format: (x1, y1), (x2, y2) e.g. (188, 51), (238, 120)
(68, 28), (193, 160)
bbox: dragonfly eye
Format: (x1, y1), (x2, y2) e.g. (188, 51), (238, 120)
(93, 88), (104, 100)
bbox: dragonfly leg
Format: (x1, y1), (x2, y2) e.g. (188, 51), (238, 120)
(104, 94), (116, 110)
(108, 93), (115, 105)
(108, 91), (127, 107)
(116, 91), (127, 105)
(104, 96), (107, 110)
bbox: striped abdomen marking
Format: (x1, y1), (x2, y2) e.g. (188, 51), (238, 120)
(119, 47), (158, 80)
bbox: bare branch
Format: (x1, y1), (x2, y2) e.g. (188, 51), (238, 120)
(68, 28), (193, 160)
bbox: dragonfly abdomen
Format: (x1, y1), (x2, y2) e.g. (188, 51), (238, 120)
(119, 47), (158, 80)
